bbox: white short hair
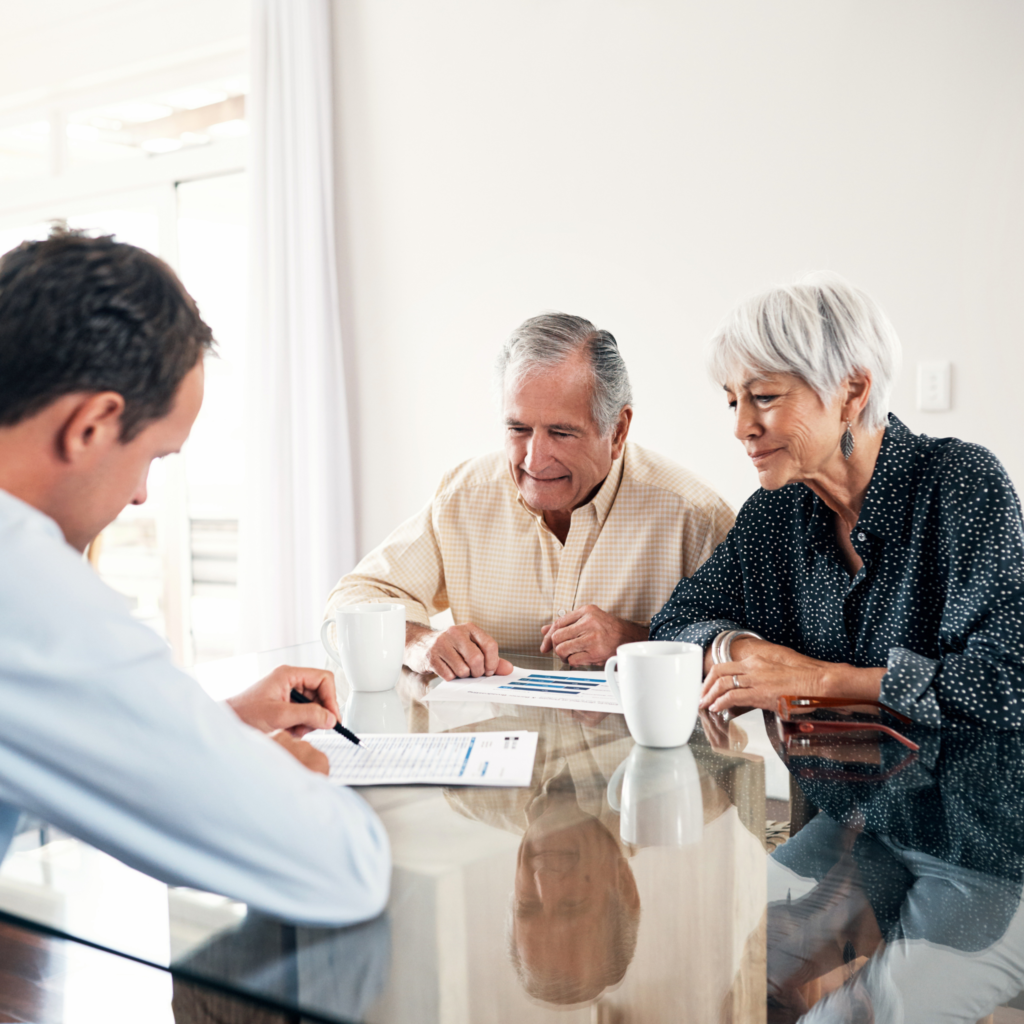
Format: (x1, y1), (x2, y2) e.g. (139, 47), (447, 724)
(707, 272), (902, 431)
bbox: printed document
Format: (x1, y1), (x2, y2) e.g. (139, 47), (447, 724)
(307, 730), (538, 787)
(425, 666), (623, 713)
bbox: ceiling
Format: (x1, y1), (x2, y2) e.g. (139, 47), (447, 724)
(0, 0), (248, 105)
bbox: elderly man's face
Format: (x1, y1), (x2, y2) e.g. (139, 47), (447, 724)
(513, 796), (639, 1002)
(504, 353), (629, 515)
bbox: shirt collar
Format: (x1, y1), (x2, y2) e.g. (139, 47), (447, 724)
(854, 414), (918, 545)
(0, 487), (66, 544)
(589, 452), (625, 525)
(514, 449), (625, 527)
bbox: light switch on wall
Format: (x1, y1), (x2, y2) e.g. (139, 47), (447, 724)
(917, 360), (951, 412)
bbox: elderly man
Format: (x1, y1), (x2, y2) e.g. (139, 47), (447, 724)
(327, 313), (734, 679)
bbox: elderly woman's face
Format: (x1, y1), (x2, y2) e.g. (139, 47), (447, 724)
(725, 372), (845, 490)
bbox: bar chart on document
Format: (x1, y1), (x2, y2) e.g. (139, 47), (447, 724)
(425, 666), (623, 713)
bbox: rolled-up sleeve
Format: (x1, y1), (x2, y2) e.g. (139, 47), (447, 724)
(880, 460), (1024, 728)
(326, 500), (449, 628)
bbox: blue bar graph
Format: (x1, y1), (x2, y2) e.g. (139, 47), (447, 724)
(498, 673), (605, 697)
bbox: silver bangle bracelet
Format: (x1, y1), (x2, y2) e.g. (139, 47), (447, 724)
(710, 629), (765, 665)
(709, 630), (731, 665)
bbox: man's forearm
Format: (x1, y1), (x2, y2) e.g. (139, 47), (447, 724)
(404, 621), (435, 666)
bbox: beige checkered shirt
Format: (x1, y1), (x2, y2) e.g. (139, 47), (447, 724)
(326, 442), (735, 649)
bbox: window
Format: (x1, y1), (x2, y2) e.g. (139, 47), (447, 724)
(0, 73), (249, 667)
(177, 173), (248, 662)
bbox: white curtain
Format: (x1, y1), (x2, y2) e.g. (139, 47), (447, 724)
(240, 0), (356, 651)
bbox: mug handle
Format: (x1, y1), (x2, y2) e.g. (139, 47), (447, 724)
(320, 619), (342, 665)
(607, 758), (627, 813)
(604, 655), (621, 707)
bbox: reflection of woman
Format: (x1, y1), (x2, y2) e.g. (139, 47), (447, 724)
(765, 724), (1024, 1023)
(652, 273), (1024, 726)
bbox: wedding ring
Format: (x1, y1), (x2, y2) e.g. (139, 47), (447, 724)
(732, 675), (741, 689)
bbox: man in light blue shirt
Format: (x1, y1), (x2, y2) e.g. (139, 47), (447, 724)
(0, 231), (389, 925)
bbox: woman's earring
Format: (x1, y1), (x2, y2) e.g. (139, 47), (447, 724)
(841, 421), (855, 460)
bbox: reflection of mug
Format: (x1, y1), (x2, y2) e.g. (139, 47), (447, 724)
(607, 745), (703, 847)
(604, 641), (702, 747)
(321, 603), (405, 692)
(344, 688), (409, 734)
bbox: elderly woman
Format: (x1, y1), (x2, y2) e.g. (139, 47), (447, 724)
(650, 273), (1024, 727)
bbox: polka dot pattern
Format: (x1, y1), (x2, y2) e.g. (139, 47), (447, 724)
(650, 415), (1024, 727)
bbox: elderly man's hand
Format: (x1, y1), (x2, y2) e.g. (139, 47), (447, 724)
(539, 605), (648, 666)
(406, 622), (514, 681)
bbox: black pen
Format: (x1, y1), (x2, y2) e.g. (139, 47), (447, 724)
(290, 688), (362, 747)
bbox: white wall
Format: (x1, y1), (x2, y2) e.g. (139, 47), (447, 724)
(332, 0), (1024, 554)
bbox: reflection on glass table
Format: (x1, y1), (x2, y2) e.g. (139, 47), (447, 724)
(0, 911), (317, 1024)
(0, 643), (768, 1023)
(764, 715), (1024, 1023)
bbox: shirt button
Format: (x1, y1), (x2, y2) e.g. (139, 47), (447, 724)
(857, 532), (866, 542)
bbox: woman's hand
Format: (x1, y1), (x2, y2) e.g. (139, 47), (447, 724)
(700, 638), (884, 714)
(697, 708), (749, 753)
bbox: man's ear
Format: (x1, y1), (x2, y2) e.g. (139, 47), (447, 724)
(610, 406), (633, 460)
(57, 392), (126, 463)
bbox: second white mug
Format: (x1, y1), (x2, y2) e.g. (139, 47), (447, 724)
(321, 602), (406, 693)
(607, 744), (704, 847)
(605, 640), (703, 747)
(344, 688), (408, 734)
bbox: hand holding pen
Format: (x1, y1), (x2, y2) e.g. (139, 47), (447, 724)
(226, 665), (344, 738)
(224, 665), (357, 775)
(289, 688), (362, 747)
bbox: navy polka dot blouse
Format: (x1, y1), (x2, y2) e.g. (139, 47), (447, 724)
(650, 415), (1024, 727)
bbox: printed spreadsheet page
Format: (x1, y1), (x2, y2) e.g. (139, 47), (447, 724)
(306, 730), (539, 787)
(425, 666), (623, 713)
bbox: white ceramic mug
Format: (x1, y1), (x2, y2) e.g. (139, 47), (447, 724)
(607, 745), (704, 847)
(321, 603), (405, 693)
(604, 640), (703, 747)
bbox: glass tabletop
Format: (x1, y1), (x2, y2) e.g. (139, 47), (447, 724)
(10, 644), (1024, 1021)
(0, 643), (768, 1022)
(761, 712), (1024, 1023)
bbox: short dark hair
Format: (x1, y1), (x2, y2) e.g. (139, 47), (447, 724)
(0, 229), (214, 440)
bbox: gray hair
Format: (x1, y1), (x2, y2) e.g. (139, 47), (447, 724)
(506, 887), (639, 1006)
(496, 312), (633, 436)
(707, 272), (902, 431)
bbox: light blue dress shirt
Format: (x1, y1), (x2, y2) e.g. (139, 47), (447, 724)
(0, 489), (390, 925)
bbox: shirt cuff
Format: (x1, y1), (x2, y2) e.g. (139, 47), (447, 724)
(660, 619), (744, 651)
(880, 647), (943, 727)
